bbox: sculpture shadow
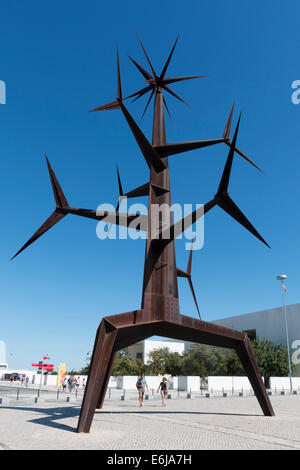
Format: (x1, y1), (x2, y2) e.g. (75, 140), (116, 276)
(1, 405), (80, 433)
(98, 409), (261, 418)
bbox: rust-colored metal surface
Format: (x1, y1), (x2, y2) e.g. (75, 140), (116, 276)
(13, 35), (275, 433)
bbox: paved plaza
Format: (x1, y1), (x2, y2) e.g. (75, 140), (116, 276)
(0, 383), (300, 450)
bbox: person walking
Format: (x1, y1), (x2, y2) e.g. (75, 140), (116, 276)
(157, 377), (168, 406)
(62, 377), (67, 392)
(76, 377), (80, 391)
(67, 376), (73, 392)
(136, 373), (148, 407)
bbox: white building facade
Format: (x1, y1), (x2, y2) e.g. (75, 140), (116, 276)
(213, 303), (300, 376)
(127, 339), (186, 364)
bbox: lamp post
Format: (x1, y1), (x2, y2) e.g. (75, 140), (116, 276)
(276, 274), (293, 392)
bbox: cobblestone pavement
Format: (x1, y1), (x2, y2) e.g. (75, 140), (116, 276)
(0, 394), (300, 450)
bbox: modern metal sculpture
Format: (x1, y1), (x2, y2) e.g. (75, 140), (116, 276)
(12, 35), (275, 432)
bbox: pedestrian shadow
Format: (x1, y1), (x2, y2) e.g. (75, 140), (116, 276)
(0, 405), (80, 432)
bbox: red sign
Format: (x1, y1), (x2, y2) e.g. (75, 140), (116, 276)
(32, 363), (54, 370)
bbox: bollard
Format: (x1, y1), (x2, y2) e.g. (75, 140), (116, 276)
(167, 394), (171, 399)
(121, 389), (126, 401)
(223, 392), (227, 397)
(152, 388), (154, 396)
(109, 387), (111, 399)
(268, 390), (273, 396)
(0, 397), (10, 404)
(178, 389), (179, 398)
(66, 395), (76, 403)
(34, 396), (45, 403)
(293, 390), (298, 395)
(205, 392), (213, 398)
(16, 388), (20, 400)
(57, 389), (60, 400)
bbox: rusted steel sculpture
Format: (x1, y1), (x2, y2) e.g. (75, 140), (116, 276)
(13, 35), (274, 432)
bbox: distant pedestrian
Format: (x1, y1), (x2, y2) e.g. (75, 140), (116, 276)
(157, 377), (168, 406)
(136, 373), (148, 407)
(67, 376), (73, 392)
(9, 375), (13, 384)
(62, 378), (67, 392)
(72, 377), (76, 392)
(76, 377), (80, 390)
(82, 378), (86, 392)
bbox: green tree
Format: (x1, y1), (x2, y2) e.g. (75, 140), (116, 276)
(146, 347), (170, 375)
(251, 338), (295, 386)
(165, 351), (184, 376)
(182, 344), (228, 377)
(112, 349), (140, 376)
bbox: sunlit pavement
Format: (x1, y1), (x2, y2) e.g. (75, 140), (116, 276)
(0, 392), (300, 450)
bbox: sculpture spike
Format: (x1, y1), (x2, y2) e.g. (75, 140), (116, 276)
(128, 56), (152, 80)
(11, 156), (69, 260)
(222, 105), (263, 172)
(217, 114), (241, 195)
(163, 97), (172, 121)
(140, 89), (154, 121)
(160, 35), (179, 80)
(161, 83), (189, 106)
(216, 194), (270, 248)
(117, 47), (122, 101)
(116, 165), (123, 196)
(135, 30), (157, 78)
(162, 75), (208, 85)
(222, 103), (235, 140)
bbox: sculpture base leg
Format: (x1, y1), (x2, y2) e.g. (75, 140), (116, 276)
(235, 335), (274, 416)
(77, 319), (117, 433)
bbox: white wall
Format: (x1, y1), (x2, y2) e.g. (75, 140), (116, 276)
(207, 376), (252, 391)
(178, 376), (200, 391)
(270, 377), (300, 390)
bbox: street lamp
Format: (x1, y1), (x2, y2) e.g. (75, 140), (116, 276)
(276, 274), (293, 392)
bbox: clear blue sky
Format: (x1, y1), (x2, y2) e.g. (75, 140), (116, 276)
(1, 0), (299, 370)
